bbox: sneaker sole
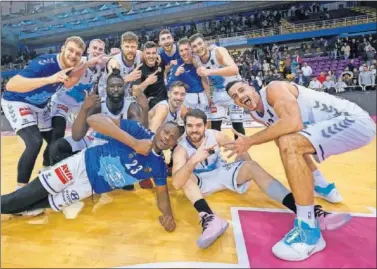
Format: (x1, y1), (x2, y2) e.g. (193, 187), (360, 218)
(14, 209), (45, 217)
(197, 221), (230, 249)
(314, 192), (343, 204)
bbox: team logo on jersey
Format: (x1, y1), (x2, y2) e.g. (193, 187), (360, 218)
(143, 167), (152, 173)
(70, 190), (80, 201)
(98, 155), (138, 189)
(57, 104), (69, 113)
(19, 107), (32, 116)
(128, 153), (135, 159)
(24, 91), (52, 105)
(55, 164), (73, 184)
(38, 58), (56, 65)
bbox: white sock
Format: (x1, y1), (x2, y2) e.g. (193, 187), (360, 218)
(296, 204), (316, 228)
(313, 169), (329, 188)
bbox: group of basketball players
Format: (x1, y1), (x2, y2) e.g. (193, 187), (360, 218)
(1, 29), (376, 261)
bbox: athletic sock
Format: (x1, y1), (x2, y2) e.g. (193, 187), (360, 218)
(296, 204), (316, 228)
(194, 199), (213, 215)
(313, 169), (330, 188)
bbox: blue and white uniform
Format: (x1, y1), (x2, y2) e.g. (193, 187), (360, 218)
(178, 129), (250, 195)
(195, 48), (243, 122)
(1, 54), (64, 132)
(50, 56), (103, 120)
(252, 83), (376, 163)
(158, 44), (180, 67)
(168, 58), (209, 114)
(39, 119), (167, 211)
(64, 96), (135, 152)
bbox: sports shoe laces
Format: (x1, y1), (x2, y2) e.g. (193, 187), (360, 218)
(285, 226), (307, 244)
(200, 214), (215, 232)
(314, 205), (330, 217)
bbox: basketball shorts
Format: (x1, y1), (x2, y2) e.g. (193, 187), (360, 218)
(1, 99), (52, 132)
(195, 161), (250, 196)
(184, 92), (210, 114)
(64, 135), (95, 152)
(39, 151), (93, 212)
(299, 113), (376, 163)
(50, 92), (82, 120)
(209, 91), (244, 122)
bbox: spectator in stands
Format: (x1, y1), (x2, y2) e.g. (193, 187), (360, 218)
(327, 70), (336, 82)
(348, 59), (355, 71)
(323, 76), (336, 93)
(359, 65), (375, 91)
(264, 70), (274, 84)
(366, 46), (376, 67)
(295, 70), (305, 86)
(293, 50), (303, 65)
(343, 73), (353, 87)
(317, 71), (326, 84)
(309, 77), (322, 91)
(301, 62), (312, 84)
(262, 59), (270, 74)
(370, 64), (376, 77)
(272, 68), (282, 80)
(335, 77), (348, 92)
(342, 42), (351, 60)
(353, 67), (360, 78)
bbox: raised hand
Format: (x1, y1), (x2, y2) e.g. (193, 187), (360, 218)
(135, 92), (149, 110)
(196, 66), (211, 77)
(86, 55), (105, 67)
(124, 63), (143, 83)
(159, 215), (176, 232)
(191, 137), (216, 164)
(175, 64), (185, 76)
(110, 48), (121, 56)
(48, 67), (74, 84)
(223, 129), (252, 158)
(82, 90), (100, 109)
(145, 69), (159, 86)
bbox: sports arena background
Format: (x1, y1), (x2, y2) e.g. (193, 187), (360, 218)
(1, 1), (376, 268)
(1, 0), (376, 131)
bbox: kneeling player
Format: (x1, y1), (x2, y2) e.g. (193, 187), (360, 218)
(2, 116), (180, 232)
(172, 109), (351, 249)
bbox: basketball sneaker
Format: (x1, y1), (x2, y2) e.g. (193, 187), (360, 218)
(197, 212), (229, 249)
(122, 185), (135, 191)
(315, 205), (352, 230)
(272, 218), (326, 261)
(314, 183), (343, 203)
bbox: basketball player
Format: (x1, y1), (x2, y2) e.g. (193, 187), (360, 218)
(172, 109), (352, 249)
(132, 41), (167, 109)
(105, 31), (143, 97)
(225, 80), (376, 261)
(50, 68), (150, 191)
(1, 36), (101, 207)
(158, 29), (181, 74)
(188, 33), (245, 139)
(148, 81), (187, 133)
(1, 116), (180, 232)
(50, 39), (107, 146)
(167, 37), (211, 115)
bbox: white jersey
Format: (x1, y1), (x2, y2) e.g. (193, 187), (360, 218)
(52, 56), (103, 106)
(179, 129), (225, 174)
(113, 51), (142, 94)
(100, 96), (134, 119)
(152, 100), (182, 124)
(251, 83), (368, 127)
(196, 48), (241, 92)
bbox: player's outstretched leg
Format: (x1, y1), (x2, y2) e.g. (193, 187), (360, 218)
(182, 175), (229, 249)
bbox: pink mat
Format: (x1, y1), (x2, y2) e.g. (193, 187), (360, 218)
(238, 210), (376, 268)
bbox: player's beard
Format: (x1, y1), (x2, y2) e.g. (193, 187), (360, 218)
(61, 50), (78, 68)
(164, 43), (173, 52)
(188, 131), (205, 143)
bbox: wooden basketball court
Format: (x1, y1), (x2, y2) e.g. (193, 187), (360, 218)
(1, 128), (376, 268)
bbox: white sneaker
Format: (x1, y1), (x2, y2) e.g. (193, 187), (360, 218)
(272, 218), (326, 261)
(63, 202), (85, 219)
(14, 208), (45, 217)
(314, 183), (343, 203)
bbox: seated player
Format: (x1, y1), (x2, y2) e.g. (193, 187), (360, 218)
(172, 109), (351, 249)
(1, 116), (181, 233)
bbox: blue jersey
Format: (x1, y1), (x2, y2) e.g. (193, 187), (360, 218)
(167, 58), (204, 93)
(3, 54), (64, 108)
(85, 120), (167, 194)
(158, 44), (181, 67)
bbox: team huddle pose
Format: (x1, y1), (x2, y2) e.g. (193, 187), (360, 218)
(1, 29), (375, 261)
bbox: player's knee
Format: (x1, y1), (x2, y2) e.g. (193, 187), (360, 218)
(178, 174), (198, 190)
(49, 138), (73, 165)
(24, 133), (44, 155)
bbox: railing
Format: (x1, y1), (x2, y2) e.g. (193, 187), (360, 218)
(204, 13), (376, 43)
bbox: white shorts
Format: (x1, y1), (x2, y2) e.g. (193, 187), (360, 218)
(184, 92), (210, 113)
(209, 91), (244, 122)
(38, 151), (93, 212)
(50, 93), (82, 120)
(299, 114), (376, 163)
(1, 99), (52, 132)
(64, 135), (95, 152)
(195, 161), (250, 195)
